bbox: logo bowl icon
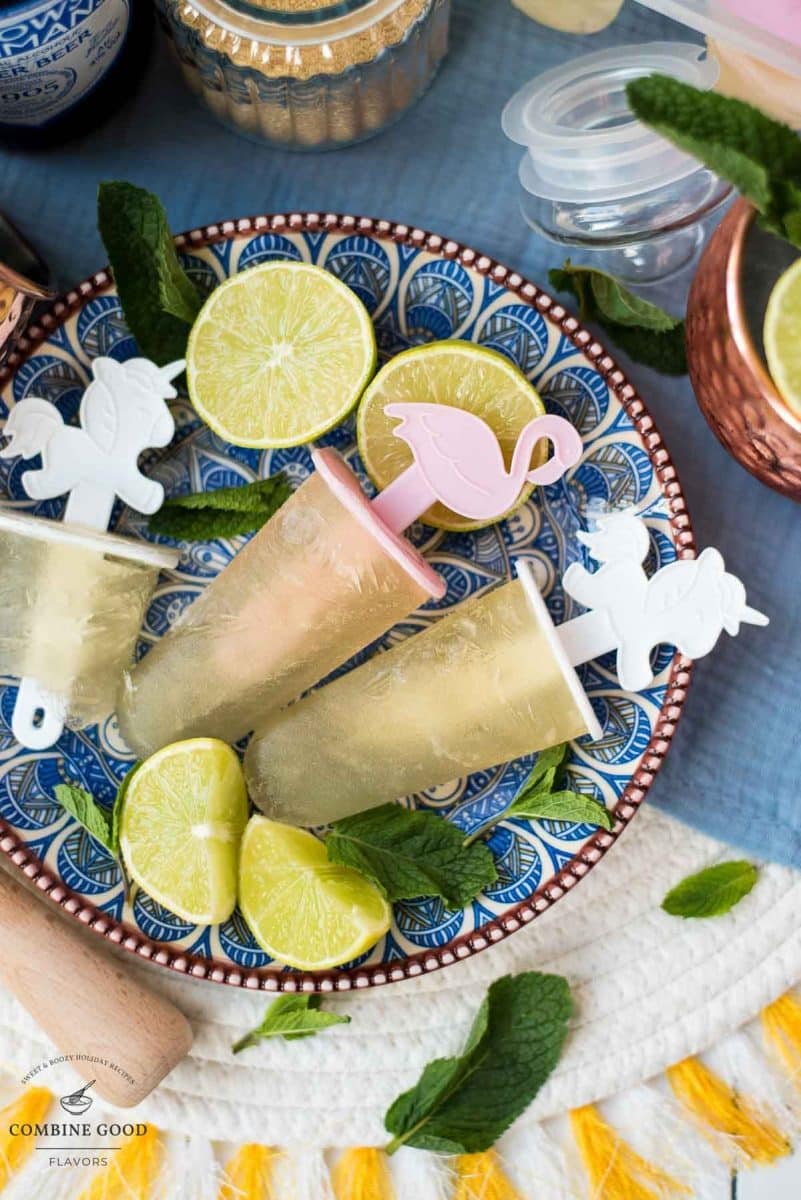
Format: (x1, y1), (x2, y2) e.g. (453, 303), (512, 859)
(60, 1080), (95, 1116)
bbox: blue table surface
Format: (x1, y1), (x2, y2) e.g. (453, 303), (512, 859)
(1, 0), (798, 866)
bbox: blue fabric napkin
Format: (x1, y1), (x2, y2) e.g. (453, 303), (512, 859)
(1, 0), (798, 865)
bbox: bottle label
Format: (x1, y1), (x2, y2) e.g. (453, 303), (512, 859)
(0, 0), (130, 127)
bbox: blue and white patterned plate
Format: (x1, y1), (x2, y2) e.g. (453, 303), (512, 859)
(0, 215), (694, 991)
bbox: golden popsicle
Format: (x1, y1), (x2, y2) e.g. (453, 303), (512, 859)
(117, 403), (582, 756)
(245, 511), (768, 825)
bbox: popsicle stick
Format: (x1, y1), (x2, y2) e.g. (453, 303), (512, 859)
(0, 868), (193, 1107)
(11, 677), (66, 750)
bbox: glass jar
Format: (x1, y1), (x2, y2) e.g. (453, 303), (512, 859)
(502, 43), (733, 284)
(155, 0), (451, 150)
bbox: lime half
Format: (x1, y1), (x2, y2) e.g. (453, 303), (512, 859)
(239, 816), (391, 970)
(764, 256), (801, 418)
(357, 341), (546, 531)
(119, 738), (249, 925)
(187, 262), (377, 448)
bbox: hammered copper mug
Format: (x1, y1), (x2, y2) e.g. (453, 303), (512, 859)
(686, 198), (801, 501)
(0, 212), (53, 366)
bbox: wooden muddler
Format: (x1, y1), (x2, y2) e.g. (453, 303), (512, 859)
(0, 868), (193, 1107)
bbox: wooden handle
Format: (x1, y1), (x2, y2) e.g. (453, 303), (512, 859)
(0, 869), (193, 1107)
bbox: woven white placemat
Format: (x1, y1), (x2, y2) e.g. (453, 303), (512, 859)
(0, 806), (799, 1148)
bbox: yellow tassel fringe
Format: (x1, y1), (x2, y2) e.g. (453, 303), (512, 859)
(219, 1144), (278, 1200)
(762, 992), (801, 1088)
(0, 1086), (52, 1188)
(76, 1125), (162, 1200)
(332, 1148), (395, 1200)
(666, 1057), (790, 1168)
(570, 1104), (691, 1200)
(453, 1151), (523, 1200)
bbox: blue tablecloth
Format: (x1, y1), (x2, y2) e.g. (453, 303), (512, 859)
(1, 0), (798, 866)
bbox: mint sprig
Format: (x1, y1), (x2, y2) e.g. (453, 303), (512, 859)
(54, 783), (119, 858)
(327, 804), (497, 908)
(98, 181), (202, 366)
(233, 995), (350, 1054)
(384, 972), (572, 1154)
(626, 75), (801, 250)
(148, 474), (292, 541)
(549, 262), (687, 375)
(463, 744), (612, 846)
(662, 861), (758, 919)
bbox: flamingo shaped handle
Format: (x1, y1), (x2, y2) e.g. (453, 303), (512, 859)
(370, 403), (582, 533)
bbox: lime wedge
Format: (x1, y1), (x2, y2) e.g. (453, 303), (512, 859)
(187, 262), (377, 448)
(239, 816), (391, 970)
(357, 341), (546, 531)
(119, 738), (249, 925)
(764, 256), (801, 418)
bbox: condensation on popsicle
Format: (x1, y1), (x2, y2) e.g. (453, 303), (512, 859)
(117, 402), (583, 757)
(245, 510), (768, 826)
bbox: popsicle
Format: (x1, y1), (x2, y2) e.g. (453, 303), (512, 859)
(244, 510), (768, 825)
(117, 404), (583, 756)
(0, 356), (182, 747)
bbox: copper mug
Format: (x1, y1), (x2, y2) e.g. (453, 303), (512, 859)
(686, 198), (801, 501)
(0, 213), (53, 366)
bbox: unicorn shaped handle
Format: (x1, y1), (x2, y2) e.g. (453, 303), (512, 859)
(554, 509), (769, 691)
(0, 355), (183, 749)
(370, 403), (583, 532)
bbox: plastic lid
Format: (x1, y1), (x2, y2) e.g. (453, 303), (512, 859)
(503, 42), (719, 203)
(634, 0), (801, 77)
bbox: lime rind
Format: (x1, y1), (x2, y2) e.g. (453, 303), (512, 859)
(764, 256), (801, 419)
(187, 261), (377, 449)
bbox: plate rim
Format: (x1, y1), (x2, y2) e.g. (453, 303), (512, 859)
(0, 210), (696, 992)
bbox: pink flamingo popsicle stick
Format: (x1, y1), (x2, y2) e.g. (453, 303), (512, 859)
(370, 403), (582, 533)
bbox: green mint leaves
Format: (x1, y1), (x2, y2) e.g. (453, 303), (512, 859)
(97, 181), (202, 366)
(464, 744), (612, 846)
(54, 783), (121, 859)
(549, 261), (687, 376)
(384, 972), (572, 1154)
(149, 474), (292, 541)
(327, 805), (497, 908)
(662, 861), (758, 919)
(626, 75), (801, 250)
(232, 995), (350, 1054)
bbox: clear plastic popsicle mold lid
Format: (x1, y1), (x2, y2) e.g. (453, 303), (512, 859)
(503, 42), (719, 203)
(634, 0), (801, 77)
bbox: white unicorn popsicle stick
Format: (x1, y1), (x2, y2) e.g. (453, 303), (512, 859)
(0, 356), (183, 749)
(244, 510), (768, 828)
(117, 404), (582, 758)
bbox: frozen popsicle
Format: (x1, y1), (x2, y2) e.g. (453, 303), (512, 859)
(117, 404), (583, 756)
(0, 356), (182, 748)
(244, 509), (768, 825)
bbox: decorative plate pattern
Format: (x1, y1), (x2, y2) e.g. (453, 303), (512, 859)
(0, 214), (695, 992)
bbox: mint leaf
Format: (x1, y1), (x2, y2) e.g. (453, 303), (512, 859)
(550, 262), (687, 375)
(149, 474), (291, 541)
(232, 995), (350, 1054)
(626, 76), (801, 249)
(384, 972), (572, 1154)
(662, 861), (758, 919)
(523, 743), (570, 795)
(507, 789), (613, 831)
(327, 804), (497, 907)
(54, 783), (115, 856)
(98, 181), (202, 366)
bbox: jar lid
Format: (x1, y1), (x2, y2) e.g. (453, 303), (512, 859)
(634, 0), (801, 78)
(502, 42), (719, 203)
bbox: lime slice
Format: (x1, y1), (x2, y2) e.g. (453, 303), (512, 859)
(187, 262), (377, 448)
(239, 816), (391, 970)
(119, 738), (249, 925)
(357, 341), (546, 531)
(764, 256), (801, 418)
